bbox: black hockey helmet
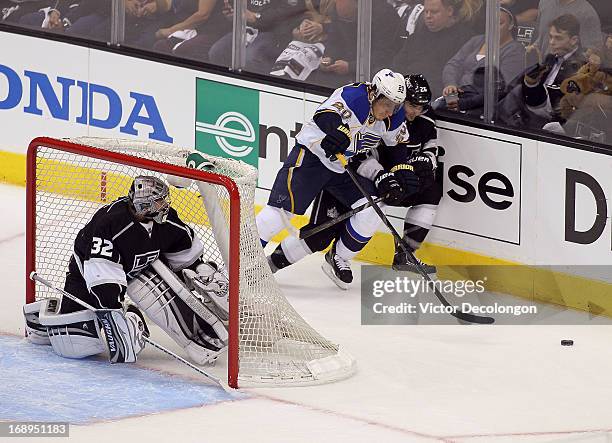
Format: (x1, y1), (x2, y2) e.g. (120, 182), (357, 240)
(405, 74), (432, 109)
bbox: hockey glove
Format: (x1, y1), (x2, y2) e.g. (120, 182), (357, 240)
(390, 164), (420, 196)
(347, 148), (372, 170)
(182, 262), (229, 321)
(407, 152), (436, 175)
(320, 123), (351, 161)
(407, 152), (436, 189)
(374, 171), (404, 206)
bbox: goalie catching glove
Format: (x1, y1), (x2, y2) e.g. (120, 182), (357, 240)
(127, 259), (228, 365)
(182, 262), (229, 322)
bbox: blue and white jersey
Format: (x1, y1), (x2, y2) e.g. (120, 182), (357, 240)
(296, 83), (409, 173)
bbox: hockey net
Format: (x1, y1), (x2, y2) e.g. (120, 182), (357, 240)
(25, 137), (356, 388)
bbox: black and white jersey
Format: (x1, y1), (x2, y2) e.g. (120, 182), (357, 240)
(72, 198), (204, 291)
(378, 112), (438, 169)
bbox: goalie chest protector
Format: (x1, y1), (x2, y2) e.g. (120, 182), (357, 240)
(73, 198), (199, 282)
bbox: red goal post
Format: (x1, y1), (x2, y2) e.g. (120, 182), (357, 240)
(25, 137), (356, 388)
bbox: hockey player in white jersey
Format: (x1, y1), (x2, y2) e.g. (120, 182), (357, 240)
(265, 74), (441, 286)
(23, 176), (229, 365)
(256, 69), (421, 288)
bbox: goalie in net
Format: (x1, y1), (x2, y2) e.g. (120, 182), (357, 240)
(23, 175), (230, 365)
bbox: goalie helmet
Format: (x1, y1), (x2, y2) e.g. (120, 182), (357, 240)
(128, 176), (170, 224)
(371, 69), (406, 109)
(405, 74), (432, 109)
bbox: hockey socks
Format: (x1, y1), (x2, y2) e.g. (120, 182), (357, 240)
(267, 236), (312, 273)
(256, 205), (295, 246)
(392, 218), (436, 274)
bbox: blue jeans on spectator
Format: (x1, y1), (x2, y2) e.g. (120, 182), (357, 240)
(209, 31), (284, 73)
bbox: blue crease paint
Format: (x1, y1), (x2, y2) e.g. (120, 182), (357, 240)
(0, 335), (245, 424)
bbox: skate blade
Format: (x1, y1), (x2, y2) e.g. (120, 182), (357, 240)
(392, 263), (437, 276)
(321, 262), (349, 290)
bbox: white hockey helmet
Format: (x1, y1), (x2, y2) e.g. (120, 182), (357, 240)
(371, 69), (406, 108)
(128, 176), (170, 224)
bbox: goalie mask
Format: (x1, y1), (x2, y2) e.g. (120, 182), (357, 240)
(128, 176), (170, 224)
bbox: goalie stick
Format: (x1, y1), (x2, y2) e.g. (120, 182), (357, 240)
(29, 272), (231, 390)
(335, 154), (495, 325)
(299, 196), (386, 240)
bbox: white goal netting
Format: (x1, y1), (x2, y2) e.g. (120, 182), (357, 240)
(28, 137), (355, 387)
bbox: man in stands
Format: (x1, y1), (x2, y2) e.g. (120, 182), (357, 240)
(535, 0), (603, 55)
(499, 14), (586, 129)
(391, 0), (475, 96)
(208, 0), (304, 73)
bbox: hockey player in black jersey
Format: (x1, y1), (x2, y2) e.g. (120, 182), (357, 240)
(384, 74), (441, 274)
(267, 74), (441, 287)
(24, 176), (229, 365)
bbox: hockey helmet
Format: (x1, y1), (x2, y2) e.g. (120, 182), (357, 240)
(128, 176), (170, 224)
(405, 74), (432, 109)
(371, 69), (406, 112)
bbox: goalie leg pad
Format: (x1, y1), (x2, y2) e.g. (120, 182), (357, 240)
(37, 299), (106, 359)
(127, 262), (228, 365)
(96, 307), (148, 363)
(23, 300), (52, 345)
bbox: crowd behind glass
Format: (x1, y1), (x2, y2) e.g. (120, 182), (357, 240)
(2, 0), (611, 144)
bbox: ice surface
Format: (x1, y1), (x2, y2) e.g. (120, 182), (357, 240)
(2, 183), (612, 442)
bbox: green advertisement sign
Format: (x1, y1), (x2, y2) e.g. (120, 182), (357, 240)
(195, 79), (260, 167)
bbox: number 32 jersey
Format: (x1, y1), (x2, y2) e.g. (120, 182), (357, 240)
(72, 198), (204, 291)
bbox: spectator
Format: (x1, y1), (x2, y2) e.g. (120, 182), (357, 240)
(391, 0), (476, 97)
(1, 0), (111, 37)
(560, 48), (612, 142)
(588, 0), (612, 34)
(291, 0), (335, 44)
(57, 0), (112, 39)
(436, 7), (525, 115)
(152, 0), (230, 62)
(266, 0), (338, 83)
(208, 0), (304, 72)
(307, 0), (403, 88)
(17, 6), (64, 30)
(501, 0), (538, 25)
(606, 32), (612, 65)
(534, 0), (602, 55)
(498, 14), (586, 129)
(109, 0), (176, 48)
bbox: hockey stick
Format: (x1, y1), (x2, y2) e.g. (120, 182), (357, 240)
(299, 196), (386, 240)
(29, 272), (231, 389)
(335, 154), (495, 324)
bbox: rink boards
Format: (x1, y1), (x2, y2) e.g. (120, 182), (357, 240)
(1, 31), (611, 315)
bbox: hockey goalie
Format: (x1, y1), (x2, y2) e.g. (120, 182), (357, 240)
(23, 176), (230, 365)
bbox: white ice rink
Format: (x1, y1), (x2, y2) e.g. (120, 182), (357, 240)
(2, 182), (612, 443)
